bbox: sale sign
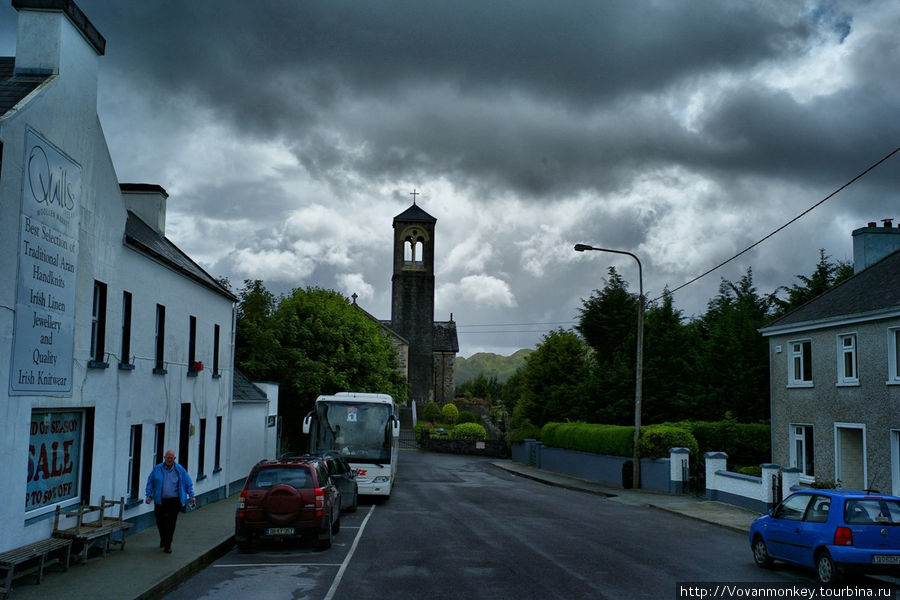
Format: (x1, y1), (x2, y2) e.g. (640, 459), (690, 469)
(27, 410), (82, 511)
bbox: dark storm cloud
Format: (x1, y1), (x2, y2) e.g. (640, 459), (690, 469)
(58, 0), (838, 199)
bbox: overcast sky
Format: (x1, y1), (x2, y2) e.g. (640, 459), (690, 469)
(2, 1), (898, 358)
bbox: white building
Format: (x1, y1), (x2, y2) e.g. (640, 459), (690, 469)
(0, 0), (248, 550)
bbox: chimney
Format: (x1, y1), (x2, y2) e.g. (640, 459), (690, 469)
(13, 0), (105, 76)
(852, 219), (900, 273)
(121, 184), (168, 235)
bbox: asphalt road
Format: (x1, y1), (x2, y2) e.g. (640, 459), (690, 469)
(162, 450), (890, 600)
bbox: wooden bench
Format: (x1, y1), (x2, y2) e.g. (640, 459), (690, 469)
(0, 537), (72, 598)
(52, 496), (133, 564)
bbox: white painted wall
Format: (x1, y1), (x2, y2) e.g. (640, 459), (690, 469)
(0, 4), (238, 551)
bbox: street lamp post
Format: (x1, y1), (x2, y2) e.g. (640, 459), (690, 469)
(574, 243), (643, 489)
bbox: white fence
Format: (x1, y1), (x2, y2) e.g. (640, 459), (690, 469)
(511, 442), (802, 513)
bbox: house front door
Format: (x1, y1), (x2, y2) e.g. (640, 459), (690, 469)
(835, 424), (865, 490)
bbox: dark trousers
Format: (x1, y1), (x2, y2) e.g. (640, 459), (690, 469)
(154, 497), (182, 548)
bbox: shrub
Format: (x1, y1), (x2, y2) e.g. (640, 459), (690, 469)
(441, 402), (459, 425)
(451, 422), (487, 440)
(423, 401), (441, 423)
(738, 466), (762, 477)
(508, 405), (541, 444)
(458, 410), (477, 424)
(413, 423), (430, 442)
(639, 424), (699, 460)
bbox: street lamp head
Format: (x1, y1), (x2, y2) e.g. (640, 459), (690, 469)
(573, 244), (593, 252)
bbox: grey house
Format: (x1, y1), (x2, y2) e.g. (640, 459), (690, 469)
(760, 221), (900, 493)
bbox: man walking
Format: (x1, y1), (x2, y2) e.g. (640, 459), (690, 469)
(145, 450), (195, 553)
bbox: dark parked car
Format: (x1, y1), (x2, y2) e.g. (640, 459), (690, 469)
(750, 489), (900, 584)
(235, 457), (341, 551)
(281, 452), (359, 513)
(320, 452), (359, 513)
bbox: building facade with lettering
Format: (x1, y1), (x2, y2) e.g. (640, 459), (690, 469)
(0, 1), (242, 550)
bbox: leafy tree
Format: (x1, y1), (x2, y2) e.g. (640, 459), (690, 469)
(456, 372), (502, 402)
(769, 249), (853, 319)
(641, 290), (701, 423)
(695, 269), (771, 422)
(575, 267), (641, 423)
(234, 280), (279, 381)
(253, 287), (407, 446)
(498, 369), (525, 415)
(576, 267), (637, 360)
(517, 329), (591, 427)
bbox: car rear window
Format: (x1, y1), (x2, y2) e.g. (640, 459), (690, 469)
(247, 467), (312, 490)
(845, 498), (900, 525)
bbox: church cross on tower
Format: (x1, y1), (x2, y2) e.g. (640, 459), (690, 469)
(410, 189), (419, 204)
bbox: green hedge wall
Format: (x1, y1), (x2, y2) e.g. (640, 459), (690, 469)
(539, 422), (635, 456)
(667, 420), (770, 467)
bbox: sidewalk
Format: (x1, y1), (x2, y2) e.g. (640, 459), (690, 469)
(8, 494), (238, 600)
(5, 462), (759, 599)
(491, 460), (762, 534)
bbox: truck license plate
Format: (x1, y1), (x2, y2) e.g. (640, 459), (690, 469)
(265, 527), (294, 536)
(872, 555), (900, 565)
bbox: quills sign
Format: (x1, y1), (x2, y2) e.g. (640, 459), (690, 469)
(10, 129), (81, 395)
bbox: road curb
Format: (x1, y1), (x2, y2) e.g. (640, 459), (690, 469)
(134, 535), (234, 600)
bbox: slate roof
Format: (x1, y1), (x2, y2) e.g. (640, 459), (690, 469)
(233, 370), (269, 404)
(760, 249), (900, 335)
(124, 211), (237, 302)
(0, 57), (50, 117)
(433, 321), (459, 353)
(393, 203), (436, 224)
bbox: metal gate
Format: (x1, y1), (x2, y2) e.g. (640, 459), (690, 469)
(399, 428), (418, 449)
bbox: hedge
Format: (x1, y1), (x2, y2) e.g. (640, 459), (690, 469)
(539, 422), (635, 456)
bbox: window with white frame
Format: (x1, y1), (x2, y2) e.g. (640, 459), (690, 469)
(790, 424), (815, 478)
(788, 340), (813, 386)
(837, 333), (858, 385)
(889, 327), (900, 383)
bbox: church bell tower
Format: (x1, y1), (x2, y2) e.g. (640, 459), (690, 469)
(391, 201), (437, 405)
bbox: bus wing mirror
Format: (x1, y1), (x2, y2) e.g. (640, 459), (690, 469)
(302, 412), (313, 435)
(391, 416), (400, 438)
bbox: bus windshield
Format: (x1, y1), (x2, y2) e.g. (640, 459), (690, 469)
(310, 401), (393, 463)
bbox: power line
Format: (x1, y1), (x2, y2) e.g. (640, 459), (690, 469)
(655, 145), (900, 303)
(456, 321), (577, 328)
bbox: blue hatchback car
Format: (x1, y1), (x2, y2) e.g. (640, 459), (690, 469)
(749, 489), (900, 584)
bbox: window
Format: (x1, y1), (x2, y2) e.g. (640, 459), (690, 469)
(127, 425), (142, 501)
(774, 493), (812, 521)
(154, 423), (165, 466)
(213, 324), (221, 377)
(154, 304), (166, 374)
(837, 333), (858, 385)
(790, 424), (815, 478)
(89, 280), (108, 367)
(188, 315), (197, 376)
(197, 418), (207, 479)
(788, 340), (812, 386)
(889, 328), (900, 384)
(178, 403), (190, 469)
(214, 416), (223, 472)
(120, 291), (133, 369)
(401, 227), (427, 268)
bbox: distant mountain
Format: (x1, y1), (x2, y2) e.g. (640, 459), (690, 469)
(455, 349), (533, 385)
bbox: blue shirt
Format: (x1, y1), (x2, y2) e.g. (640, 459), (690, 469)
(162, 466), (180, 499)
